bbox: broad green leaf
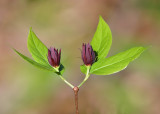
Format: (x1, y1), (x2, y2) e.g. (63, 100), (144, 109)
(14, 28), (65, 75)
(14, 49), (55, 71)
(91, 16), (112, 59)
(90, 47), (146, 75)
(27, 28), (49, 66)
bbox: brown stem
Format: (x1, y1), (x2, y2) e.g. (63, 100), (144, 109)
(73, 86), (79, 114)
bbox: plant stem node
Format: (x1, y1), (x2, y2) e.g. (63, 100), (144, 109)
(73, 86), (79, 93)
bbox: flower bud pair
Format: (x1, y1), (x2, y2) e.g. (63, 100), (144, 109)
(48, 43), (95, 68)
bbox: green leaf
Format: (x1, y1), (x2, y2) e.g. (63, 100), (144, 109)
(27, 28), (49, 66)
(91, 16), (112, 59)
(90, 47), (146, 75)
(80, 65), (87, 74)
(14, 49), (55, 71)
(14, 28), (65, 75)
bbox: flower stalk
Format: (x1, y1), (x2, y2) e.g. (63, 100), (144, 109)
(78, 66), (90, 88)
(59, 75), (74, 88)
(73, 86), (79, 114)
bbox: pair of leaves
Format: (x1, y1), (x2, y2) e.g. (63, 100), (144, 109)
(80, 16), (146, 75)
(14, 28), (64, 75)
(14, 16), (146, 77)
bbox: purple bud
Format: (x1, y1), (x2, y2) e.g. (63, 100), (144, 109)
(48, 47), (61, 67)
(81, 43), (95, 66)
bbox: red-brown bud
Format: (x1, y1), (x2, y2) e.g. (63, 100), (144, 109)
(48, 47), (61, 67)
(81, 43), (95, 66)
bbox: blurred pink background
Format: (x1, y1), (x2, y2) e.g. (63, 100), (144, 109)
(0, 0), (160, 114)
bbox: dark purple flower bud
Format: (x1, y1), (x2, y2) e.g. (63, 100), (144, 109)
(48, 47), (61, 68)
(81, 43), (96, 66)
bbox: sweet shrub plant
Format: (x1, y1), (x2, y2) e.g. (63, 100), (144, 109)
(14, 16), (146, 114)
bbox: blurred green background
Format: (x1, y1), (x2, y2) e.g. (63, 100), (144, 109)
(0, 0), (160, 114)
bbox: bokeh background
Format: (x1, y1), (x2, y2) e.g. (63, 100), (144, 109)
(0, 0), (160, 114)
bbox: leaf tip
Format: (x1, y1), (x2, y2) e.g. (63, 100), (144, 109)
(30, 27), (32, 31)
(13, 48), (22, 57)
(139, 46), (148, 52)
(29, 27), (34, 35)
(99, 15), (102, 18)
(99, 15), (106, 22)
(12, 48), (18, 53)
